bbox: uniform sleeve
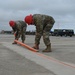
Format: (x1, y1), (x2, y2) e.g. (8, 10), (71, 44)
(35, 18), (43, 33)
(12, 27), (16, 32)
(16, 22), (22, 34)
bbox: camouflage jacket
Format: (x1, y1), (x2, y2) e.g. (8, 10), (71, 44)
(33, 14), (55, 32)
(12, 21), (27, 32)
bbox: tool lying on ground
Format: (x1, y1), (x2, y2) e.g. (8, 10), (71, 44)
(14, 40), (38, 52)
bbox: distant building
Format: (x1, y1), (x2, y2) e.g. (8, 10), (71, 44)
(0, 30), (35, 35)
(1, 30), (12, 34)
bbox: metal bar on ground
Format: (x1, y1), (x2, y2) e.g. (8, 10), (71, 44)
(14, 40), (38, 52)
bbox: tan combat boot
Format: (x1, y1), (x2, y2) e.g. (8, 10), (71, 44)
(42, 44), (52, 52)
(12, 41), (17, 44)
(22, 40), (24, 43)
(32, 44), (39, 49)
(12, 39), (18, 44)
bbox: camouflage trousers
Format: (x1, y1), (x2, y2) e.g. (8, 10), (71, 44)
(35, 23), (53, 46)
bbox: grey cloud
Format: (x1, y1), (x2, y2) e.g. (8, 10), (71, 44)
(0, 0), (75, 31)
(0, 0), (35, 11)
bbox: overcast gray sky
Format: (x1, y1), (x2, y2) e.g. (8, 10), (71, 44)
(0, 0), (75, 32)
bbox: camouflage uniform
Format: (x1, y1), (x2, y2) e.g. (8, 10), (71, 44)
(33, 14), (55, 46)
(12, 21), (27, 43)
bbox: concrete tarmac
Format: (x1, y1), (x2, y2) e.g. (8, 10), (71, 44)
(0, 34), (75, 75)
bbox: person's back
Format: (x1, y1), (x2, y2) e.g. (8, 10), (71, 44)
(33, 14), (55, 26)
(15, 21), (27, 30)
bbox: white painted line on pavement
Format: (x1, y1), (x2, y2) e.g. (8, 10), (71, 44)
(3, 42), (75, 75)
